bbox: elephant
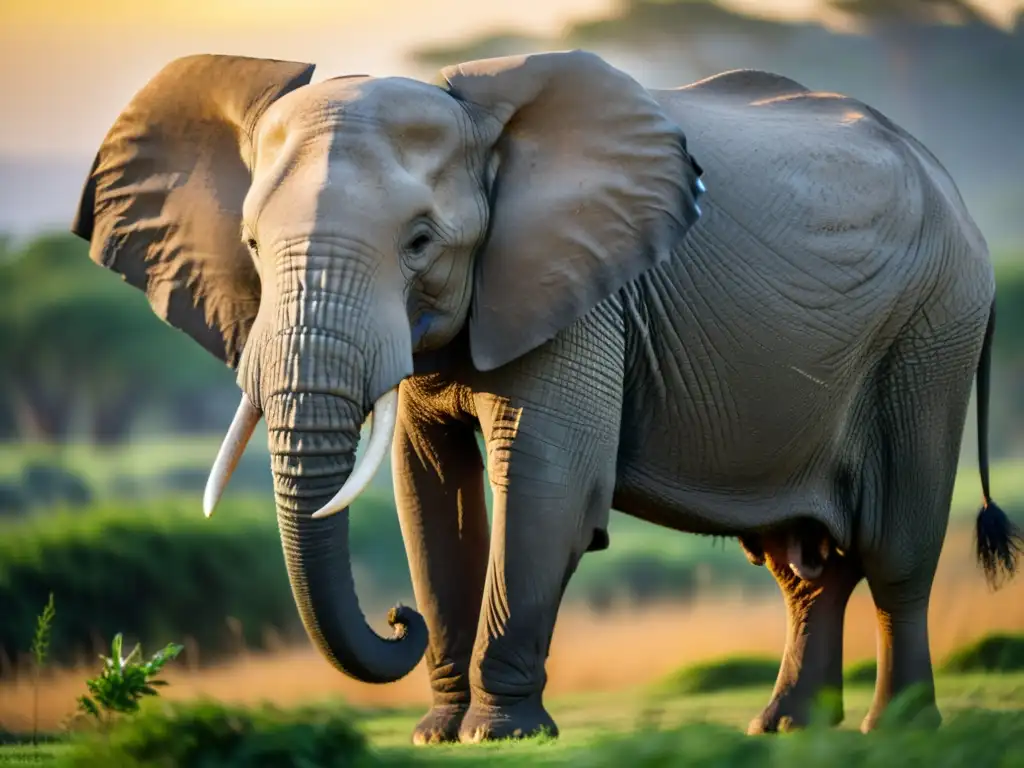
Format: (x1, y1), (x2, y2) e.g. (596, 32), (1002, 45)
(70, 50), (1020, 744)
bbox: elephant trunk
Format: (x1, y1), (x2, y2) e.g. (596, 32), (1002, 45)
(203, 241), (423, 684)
(264, 386), (427, 683)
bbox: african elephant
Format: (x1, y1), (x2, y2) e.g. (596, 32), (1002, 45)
(71, 50), (1019, 743)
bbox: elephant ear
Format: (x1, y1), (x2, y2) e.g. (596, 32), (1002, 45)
(72, 54), (315, 366)
(442, 50), (704, 372)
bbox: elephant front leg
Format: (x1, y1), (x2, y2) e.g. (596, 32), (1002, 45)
(393, 396), (490, 745)
(748, 533), (863, 734)
(459, 393), (619, 743)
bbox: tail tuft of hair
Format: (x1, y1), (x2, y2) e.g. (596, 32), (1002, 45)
(975, 499), (1024, 590)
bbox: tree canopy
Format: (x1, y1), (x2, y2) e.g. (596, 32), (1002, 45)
(0, 233), (231, 443)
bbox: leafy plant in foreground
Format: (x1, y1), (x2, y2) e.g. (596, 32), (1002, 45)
(30, 592), (55, 746)
(76, 633), (183, 726)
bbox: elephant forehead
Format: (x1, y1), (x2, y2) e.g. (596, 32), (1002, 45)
(262, 76), (463, 150)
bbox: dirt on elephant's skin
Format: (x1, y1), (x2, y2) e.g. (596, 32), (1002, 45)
(2, 528), (1023, 733)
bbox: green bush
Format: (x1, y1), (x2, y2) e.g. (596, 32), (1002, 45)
(994, 259), (1024, 360)
(0, 499), (295, 667)
(941, 633), (1024, 674)
(3, 486), (1021, 671)
(0, 491), (414, 668)
(75, 633), (183, 725)
(0, 481), (28, 518)
(0, 493), (784, 669)
(654, 656), (778, 696)
(21, 462), (92, 509)
(62, 700), (369, 768)
(844, 658), (877, 685)
(568, 524), (777, 608)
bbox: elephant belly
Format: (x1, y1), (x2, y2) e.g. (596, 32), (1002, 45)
(613, 380), (858, 545)
(611, 457), (852, 547)
(613, 278), (882, 548)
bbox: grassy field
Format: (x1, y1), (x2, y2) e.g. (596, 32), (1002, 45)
(5, 520), (1024, 735)
(355, 672), (1024, 751)
(2, 444), (1022, 763)
(3, 670), (1023, 765)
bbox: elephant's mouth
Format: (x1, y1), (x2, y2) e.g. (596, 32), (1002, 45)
(202, 387), (399, 520)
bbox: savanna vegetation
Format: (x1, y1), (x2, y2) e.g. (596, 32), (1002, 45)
(3, 461), (1023, 673)
(2, 2), (1023, 763)
(6, 648), (1024, 766)
(2, 202), (1023, 762)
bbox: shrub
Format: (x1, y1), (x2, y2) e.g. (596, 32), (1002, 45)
(21, 462), (92, 509)
(0, 499), (298, 667)
(155, 467), (209, 495)
(941, 633), (1024, 674)
(844, 658), (877, 685)
(0, 481), (28, 518)
(568, 524), (777, 607)
(0, 491), (411, 669)
(75, 633), (183, 725)
(62, 700), (369, 768)
(655, 656), (778, 696)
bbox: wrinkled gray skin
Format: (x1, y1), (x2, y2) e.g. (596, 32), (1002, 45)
(72, 51), (1014, 744)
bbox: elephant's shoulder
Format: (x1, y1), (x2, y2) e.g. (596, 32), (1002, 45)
(673, 69), (811, 102)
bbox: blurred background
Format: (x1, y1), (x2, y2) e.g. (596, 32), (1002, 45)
(1, 0), (1023, 734)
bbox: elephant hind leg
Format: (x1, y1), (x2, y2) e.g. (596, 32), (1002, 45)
(856, 303), (987, 733)
(748, 538), (862, 734)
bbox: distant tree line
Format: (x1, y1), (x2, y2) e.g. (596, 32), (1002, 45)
(0, 234), (233, 444)
(411, 0), (1024, 249)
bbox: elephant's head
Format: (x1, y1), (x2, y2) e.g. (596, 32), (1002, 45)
(72, 51), (704, 684)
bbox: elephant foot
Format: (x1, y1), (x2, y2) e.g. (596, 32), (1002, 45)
(747, 690), (843, 735)
(860, 706), (941, 733)
(411, 704), (469, 745)
(860, 689), (942, 733)
(457, 697), (558, 743)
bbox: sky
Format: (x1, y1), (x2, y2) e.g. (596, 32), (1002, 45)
(1, 0), (1022, 159)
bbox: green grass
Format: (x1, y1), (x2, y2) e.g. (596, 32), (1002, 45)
(366, 673), (1024, 755)
(6, 672), (1024, 766)
(653, 656), (779, 696)
(943, 634), (1024, 674)
(844, 658), (879, 685)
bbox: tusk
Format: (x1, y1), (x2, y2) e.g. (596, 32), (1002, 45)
(311, 387), (398, 520)
(203, 394), (261, 518)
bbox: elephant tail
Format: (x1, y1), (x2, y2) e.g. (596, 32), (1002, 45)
(973, 299), (1023, 589)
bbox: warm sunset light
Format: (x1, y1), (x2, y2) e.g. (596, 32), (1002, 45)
(1, 1), (1022, 763)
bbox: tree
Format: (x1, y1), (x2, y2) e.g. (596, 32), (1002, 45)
(0, 233), (232, 444)
(827, 0), (993, 124)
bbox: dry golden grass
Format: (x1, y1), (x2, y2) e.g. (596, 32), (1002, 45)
(3, 527), (1023, 734)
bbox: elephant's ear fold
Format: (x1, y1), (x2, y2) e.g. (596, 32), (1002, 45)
(71, 54), (315, 367)
(442, 50), (704, 372)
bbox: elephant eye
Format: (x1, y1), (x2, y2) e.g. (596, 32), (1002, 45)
(405, 232), (432, 256)
(244, 237), (259, 257)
